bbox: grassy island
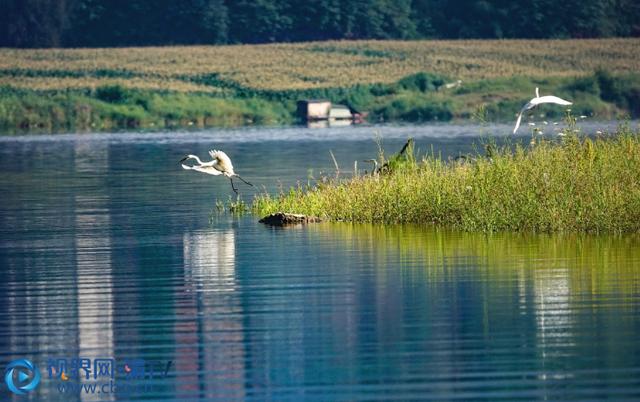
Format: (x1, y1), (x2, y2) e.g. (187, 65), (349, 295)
(253, 125), (640, 232)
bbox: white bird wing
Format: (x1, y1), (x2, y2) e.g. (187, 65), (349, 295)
(209, 150), (234, 175)
(181, 163), (223, 175)
(512, 93), (571, 134)
(512, 102), (531, 134)
(536, 95), (572, 106)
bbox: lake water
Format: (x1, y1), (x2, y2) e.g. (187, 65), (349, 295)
(1, 123), (640, 401)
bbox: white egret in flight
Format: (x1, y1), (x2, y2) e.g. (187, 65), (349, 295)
(180, 150), (253, 194)
(513, 88), (572, 134)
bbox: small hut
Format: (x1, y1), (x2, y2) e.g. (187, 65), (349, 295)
(297, 99), (332, 121)
(329, 105), (353, 120)
(297, 99), (359, 122)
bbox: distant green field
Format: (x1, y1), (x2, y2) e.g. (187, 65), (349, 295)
(1, 39), (639, 132)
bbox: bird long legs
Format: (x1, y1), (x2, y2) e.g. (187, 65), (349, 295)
(229, 178), (239, 194)
(235, 175), (253, 187)
(229, 174), (252, 195)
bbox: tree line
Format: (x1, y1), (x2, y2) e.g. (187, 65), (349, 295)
(2, 0), (639, 48)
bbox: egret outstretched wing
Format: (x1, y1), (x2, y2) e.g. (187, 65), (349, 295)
(513, 102), (533, 134)
(181, 164), (223, 175)
(535, 95), (572, 106)
(512, 88), (573, 134)
(209, 150), (234, 175)
(180, 155), (222, 175)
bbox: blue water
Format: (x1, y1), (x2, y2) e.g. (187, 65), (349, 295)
(1, 124), (640, 401)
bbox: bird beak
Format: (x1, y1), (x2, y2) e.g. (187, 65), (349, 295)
(179, 156), (188, 163)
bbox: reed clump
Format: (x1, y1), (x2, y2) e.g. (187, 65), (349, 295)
(253, 126), (640, 232)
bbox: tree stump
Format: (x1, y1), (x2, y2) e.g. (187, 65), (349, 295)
(259, 212), (322, 226)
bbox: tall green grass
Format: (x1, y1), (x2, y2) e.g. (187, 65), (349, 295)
(0, 86), (291, 132)
(253, 125), (640, 233)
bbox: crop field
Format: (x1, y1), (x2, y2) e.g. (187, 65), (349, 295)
(1, 39), (638, 132)
(0, 75), (224, 93)
(1, 39), (639, 93)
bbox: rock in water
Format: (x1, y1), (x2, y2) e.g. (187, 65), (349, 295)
(259, 212), (321, 226)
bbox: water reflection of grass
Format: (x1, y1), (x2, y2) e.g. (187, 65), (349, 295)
(254, 127), (640, 233)
(310, 222), (640, 297)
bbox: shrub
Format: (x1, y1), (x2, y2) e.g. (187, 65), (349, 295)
(95, 85), (130, 103)
(397, 72), (446, 92)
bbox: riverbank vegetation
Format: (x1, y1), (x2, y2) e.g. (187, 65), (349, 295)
(1, 39), (639, 132)
(252, 124), (640, 232)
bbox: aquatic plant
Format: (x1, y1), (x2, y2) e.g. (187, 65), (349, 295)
(253, 125), (640, 233)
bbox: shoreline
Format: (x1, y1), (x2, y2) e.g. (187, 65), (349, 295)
(0, 120), (632, 142)
(1, 71), (637, 135)
(2, 39), (638, 134)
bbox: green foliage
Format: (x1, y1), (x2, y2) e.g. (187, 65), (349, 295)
(595, 70), (640, 116)
(383, 139), (417, 172)
(0, 87), (291, 132)
(374, 93), (454, 122)
(564, 75), (600, 96)
(228, 197), (249, 214)
(2, 0), (639, 48)
(0, 66), (638, 132)
(228, 0), (292, 43)
(213, 196), (250, 215)
(95, 85), (130, 104)
(397, 72), (446, 92)
(254, 127), (640, 233)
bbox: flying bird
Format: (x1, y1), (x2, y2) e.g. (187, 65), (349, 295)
(513, 88), (572, 134)
(180, 150), (253, 194)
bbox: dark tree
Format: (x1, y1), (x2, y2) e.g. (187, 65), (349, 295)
(227, 0), (292, 43)
(0, 0), (638, 47)
(166, 0), (228, 44)
(287, 0), (343, 41)
(1, 0), (72, 47)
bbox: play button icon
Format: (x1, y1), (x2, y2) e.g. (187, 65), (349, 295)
(18, 370), (30, 383)
(4, 359), (41, 395)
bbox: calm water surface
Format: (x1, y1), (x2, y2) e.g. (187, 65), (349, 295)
(1, 124), (639, 401)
